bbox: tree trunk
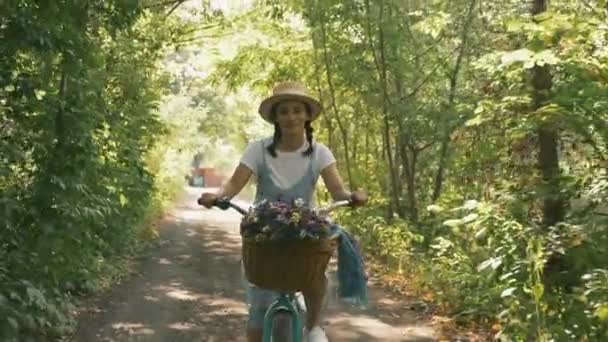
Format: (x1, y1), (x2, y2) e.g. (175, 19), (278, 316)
(352, 116), (359, 174)
(381, 127), (394, 220)
(531, 0), (571, 296)
(408, 148), (419, 222)
(310, 27), (336, 156)
(55, 72), (68, 152)
(318, 15), (355, 187)
(532, 0), (564, 227)
(400, 136), (419, 222)
(431, 0), (477, 202)
(377, 1), (401, 216)
(363, 0), (401, 217)
(364, 107), (370, 170)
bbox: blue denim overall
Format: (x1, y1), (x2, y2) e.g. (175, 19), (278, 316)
(245, 140), (320, 329)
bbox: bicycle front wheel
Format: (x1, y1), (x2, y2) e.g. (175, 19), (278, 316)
(272, 311), (293, 342)
(266, 310), (305, 342)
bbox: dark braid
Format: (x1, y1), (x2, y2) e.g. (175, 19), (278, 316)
(303, 120), (314, 156)
(266, 123), (281, 157)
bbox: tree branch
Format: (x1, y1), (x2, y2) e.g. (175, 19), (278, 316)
(416, 140), (436, 152)
(145, 0), (184, 9)
(432, 0), (477, 202)
(580, 0), (602, 16)
(0, 120), (9, 133)
(405, 61), (443, 98)
(164, 0), (187, 18)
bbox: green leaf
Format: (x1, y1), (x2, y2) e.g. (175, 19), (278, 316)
(501, 287), (516, 298)
(477, 256), (503, 272)
(463, 200), (479, 210)
(26, 286), (45, 305)
(443, 219), (463, 228)
(501, 49), (533, 67)
(505, 18), (525, 32)
(119, 194), (129, 207)
(532, 283), (544, 300)
(533, 11), (553, 23)
(426, 204), (443, 213)
(462, 213), (478, 223)
(596, 305), (608, 321)
(474, 227), (488, 240)
(465, 115), (485, 127)
(34, 89), (47, 100)
(411, 12), (452, 38)
(534, 50), (560, 66)
(498, 309), (511, 319)
(7, 317), (18, 330)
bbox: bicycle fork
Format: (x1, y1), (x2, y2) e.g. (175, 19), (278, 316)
(262, 293), (302, 342)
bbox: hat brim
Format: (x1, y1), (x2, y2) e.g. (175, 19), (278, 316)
(258, 94), (322, 123)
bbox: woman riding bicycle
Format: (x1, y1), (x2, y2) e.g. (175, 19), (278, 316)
(199, 81), (367, 342)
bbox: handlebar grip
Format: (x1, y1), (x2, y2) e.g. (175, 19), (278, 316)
(215, 197), (231, 210)
(197, 195), (247, 215)
(197, 195), (230, 209)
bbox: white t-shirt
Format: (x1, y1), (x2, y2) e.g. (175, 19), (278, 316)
(240, 137), (336, 189)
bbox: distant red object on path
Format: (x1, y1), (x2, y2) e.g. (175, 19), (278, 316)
(188, 167), (224, 187)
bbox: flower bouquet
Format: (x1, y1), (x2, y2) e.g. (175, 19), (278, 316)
(240, 198), (335, 243)
(240, 198), (339, 291)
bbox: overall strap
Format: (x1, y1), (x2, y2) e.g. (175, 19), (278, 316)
(260, 140), (267, 166)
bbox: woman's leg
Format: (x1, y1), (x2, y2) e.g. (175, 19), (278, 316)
(246, 306), (267, 342)
(302, 275), (328, 330)
(247, 310), (291, 342)
(247, 328), (263, 342)
(246, 285), (280, 342)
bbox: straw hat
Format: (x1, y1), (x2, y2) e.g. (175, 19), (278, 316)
(258, 81), (322, 123)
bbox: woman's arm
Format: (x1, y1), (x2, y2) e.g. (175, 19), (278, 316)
(321, 163), (368, 205)
(320, 163), (352, 201)
(199, 163), (252, 207)
(216, 163), (253, 198)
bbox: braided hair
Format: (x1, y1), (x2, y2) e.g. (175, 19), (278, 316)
(266, 102), (315, 157)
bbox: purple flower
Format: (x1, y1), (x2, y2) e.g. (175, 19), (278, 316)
(241, 200), (336, 242)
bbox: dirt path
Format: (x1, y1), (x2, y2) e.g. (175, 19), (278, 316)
(72, 188), (436, 341)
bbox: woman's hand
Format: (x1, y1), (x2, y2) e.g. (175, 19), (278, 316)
(198, 192), (218, 208)
(350, 190), (368, 207)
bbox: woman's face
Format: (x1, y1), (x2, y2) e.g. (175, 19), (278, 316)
(273, 100), (309, 135)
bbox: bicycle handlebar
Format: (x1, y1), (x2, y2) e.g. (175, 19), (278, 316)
(197, 196), (249, 215)
(197, 196), (353, 216)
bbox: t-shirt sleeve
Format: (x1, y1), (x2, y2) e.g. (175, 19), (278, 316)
(240, 141), (261, 175)
(316, 143), (337, 172)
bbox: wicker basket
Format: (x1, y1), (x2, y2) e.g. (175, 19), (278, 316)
(242, 237), (338, 292)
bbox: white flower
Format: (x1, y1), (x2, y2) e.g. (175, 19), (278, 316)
(427, 204), (443, 213)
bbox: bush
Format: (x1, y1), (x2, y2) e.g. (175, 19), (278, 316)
(339, 195), (608, 341)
